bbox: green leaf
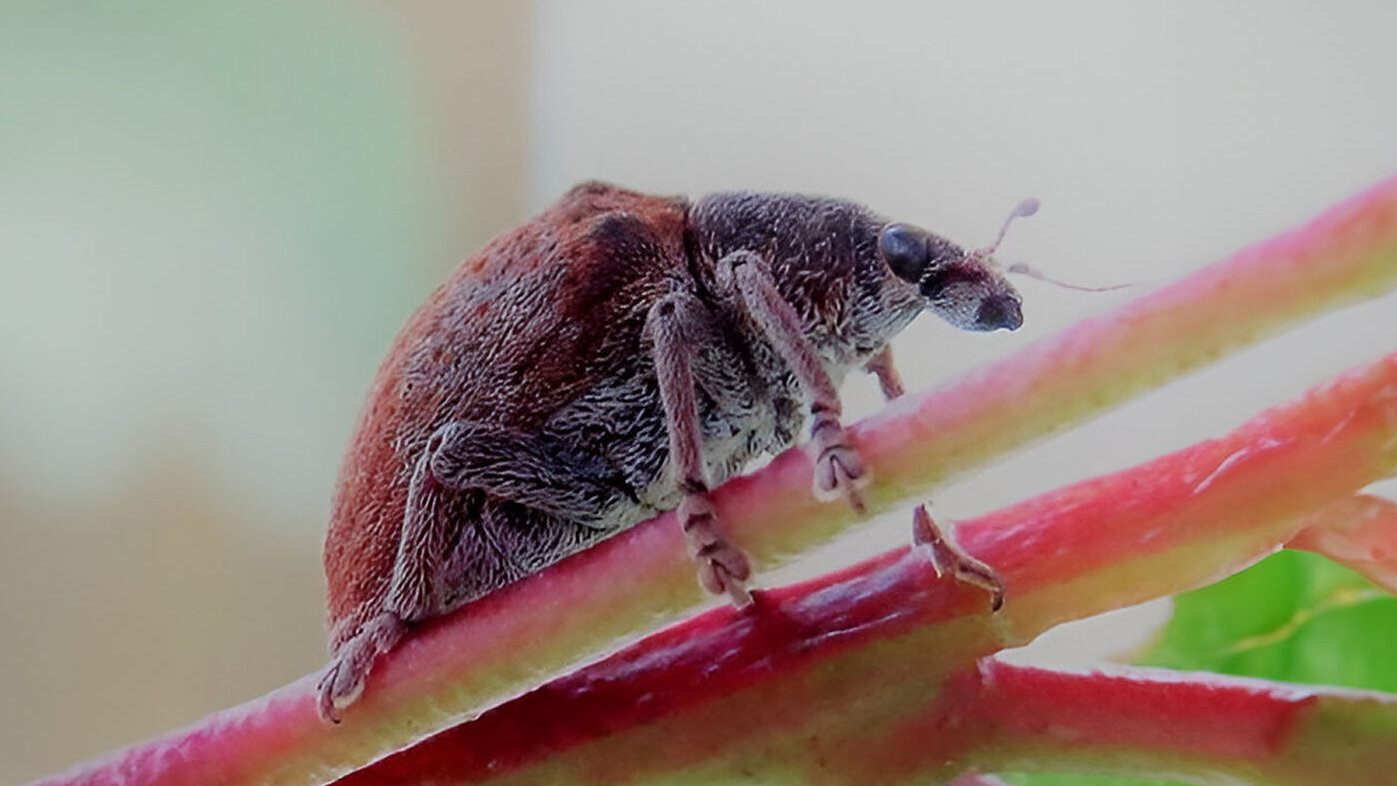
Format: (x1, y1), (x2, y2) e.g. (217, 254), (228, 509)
(1138, 549), (1397, 691)
(1007, 550), (1397, 785)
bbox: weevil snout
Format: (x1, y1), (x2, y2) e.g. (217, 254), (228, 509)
(877, 196), (1037, 334)
(958, 245), (1024, 331)
(877, 223), (1026, 332)
(928, 252), (1024, 332)
(973, 290), (1023, 331)
(963, 197), (1036, 332)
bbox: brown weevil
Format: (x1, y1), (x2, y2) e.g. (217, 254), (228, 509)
(318, 181), (1029, 721)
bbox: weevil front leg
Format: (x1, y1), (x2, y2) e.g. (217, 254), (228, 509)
(723, 251), (869, 511)
(647, 291), (753, 607)
(865, 345), (906, 401)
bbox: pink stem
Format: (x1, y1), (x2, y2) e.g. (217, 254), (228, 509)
(328, 352), (1397, 786)
(899, 659), (1397, 785)
(1289, 494), (1397, 592)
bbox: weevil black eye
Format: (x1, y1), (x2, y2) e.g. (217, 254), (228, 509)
(878, 223), (928, 283)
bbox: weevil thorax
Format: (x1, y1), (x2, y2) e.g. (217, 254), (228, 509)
(689, 192), (926, 375)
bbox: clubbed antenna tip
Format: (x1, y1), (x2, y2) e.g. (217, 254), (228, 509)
(985, 196), (1131, 293)
(986, 197), (1040, 256)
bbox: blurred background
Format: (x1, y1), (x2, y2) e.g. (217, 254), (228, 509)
(4, 1), (1397, 781)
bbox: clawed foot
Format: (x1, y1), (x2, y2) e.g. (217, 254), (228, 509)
(316, 612), (405, 724)
(810, 415), (870, 513)
(679, 494), (753, 607)
(912, 505), (1005, 612)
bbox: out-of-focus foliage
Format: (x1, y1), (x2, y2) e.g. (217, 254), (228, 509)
(1140, 549), (1397, 689)
(1008, 548), (1397, 785)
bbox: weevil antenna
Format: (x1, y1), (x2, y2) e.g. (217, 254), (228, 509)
(983, 197), (1040, 256)
(1006, 262), (1132, 292)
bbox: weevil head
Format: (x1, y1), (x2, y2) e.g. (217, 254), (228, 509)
(877, 222), (1023, 331)
(688, 191), (1027, 371)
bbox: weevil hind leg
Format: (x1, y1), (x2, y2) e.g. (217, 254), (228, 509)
(427, 421), (632, 528)
(317, 611), (406, 723)
(912, 504), (1005, 612)
(317, 448), (461, 723)
(434, 500), (606, 611)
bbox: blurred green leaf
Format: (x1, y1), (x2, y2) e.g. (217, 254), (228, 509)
(1007, 550), (1397, 785)
(1138, 549), (1397, 690)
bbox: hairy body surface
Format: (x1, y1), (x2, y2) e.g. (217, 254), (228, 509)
(319, 182), (1023, 721)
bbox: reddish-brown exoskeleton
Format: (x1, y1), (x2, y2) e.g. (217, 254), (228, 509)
(318, 182), (1028, 721)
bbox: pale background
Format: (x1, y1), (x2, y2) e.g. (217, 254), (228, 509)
(4, 1), (1397, 781)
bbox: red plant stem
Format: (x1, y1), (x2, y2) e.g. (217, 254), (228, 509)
(1289, 494), (1397, 592)
(905, 660), (1397, 786)
(29, 175), (1397, 786)
(332, 352), (1397, 786)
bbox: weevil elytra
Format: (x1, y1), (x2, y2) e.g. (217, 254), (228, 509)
(318, 181), (1025, 721)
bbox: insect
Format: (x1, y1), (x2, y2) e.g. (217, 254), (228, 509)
(317, 181), (1031, 722)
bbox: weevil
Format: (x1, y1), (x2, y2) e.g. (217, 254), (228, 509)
(318, 181), (1029, 721)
